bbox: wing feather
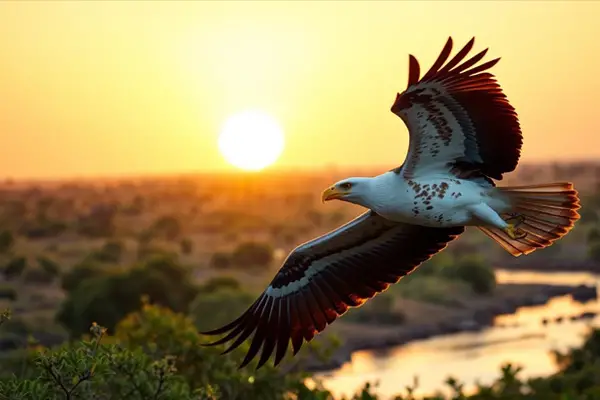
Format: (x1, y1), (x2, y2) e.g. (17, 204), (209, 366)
(200, 211), (463, 369)
(391, 37), (522, 181)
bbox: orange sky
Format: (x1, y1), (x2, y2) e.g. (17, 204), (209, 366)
(1, 1), (599, 179)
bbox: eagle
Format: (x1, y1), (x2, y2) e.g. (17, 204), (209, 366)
(201, 37), (581, 369)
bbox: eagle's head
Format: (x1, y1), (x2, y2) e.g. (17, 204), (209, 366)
(321, 177), (373, 207)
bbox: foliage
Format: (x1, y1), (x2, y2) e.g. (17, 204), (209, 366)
(0, 285), (17, 302)
(0, 231), (14, 254)
(151, 215), (182, 241)
(180, 238), (193, 255)
(440, 255), (496, 295)
(198, 276), (242, 294)
(2, 256), (26, 280)
(61, 260), (111, 293)
(22, 266), (57, 285)
(230, 241), (274, 269)
(92, 240), (124, 263)
(344, 293), (405, 325)
(190, 288), (255, 332)
(209, 252), (231, 269)
(36, 256), (61, 277)
(587, 227), (600, 244)
(587, 240), (600, 262)
(77, 205), (116, 238)
(579, 207), (599, 224)
(56, 255), (198, 336)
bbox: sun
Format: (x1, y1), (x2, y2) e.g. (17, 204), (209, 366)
(218, 110), (285, 171)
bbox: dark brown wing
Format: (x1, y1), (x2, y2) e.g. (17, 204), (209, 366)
(200, 211), (464, 369)
(391, 37), (522, 181)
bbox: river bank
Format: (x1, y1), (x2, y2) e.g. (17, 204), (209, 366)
(302, 282), (597, 372)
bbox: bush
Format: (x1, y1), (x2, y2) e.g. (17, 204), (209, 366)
(588, 240), (600, 262)
(209, 252), (231, 269)
(77, 205), (116, 238)
(19, 219), (68, 239)
(57, 255), (198, 336)
(22, 267), (55, 284)
(61, 261), (111, 293)
(345, 293), (405, 325)
(231, 242), (274, 269)
(199, 276), (241, 294)
(36, 256), (61, 277)
(190, 288), (255, 332)
(92, 239), (124, 263)
(2, 257), (26, 280)
(180, 237), (193, 254)
(587, 227), (600, 244)
(441, 256), (496, 295)
(0, 231), (14, 254)
(0, 286), (17, 301)
(151, 215), (182, 241)
(579, 207), (599, 224)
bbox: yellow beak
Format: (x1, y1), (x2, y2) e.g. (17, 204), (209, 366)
(322, 186), (346, 202)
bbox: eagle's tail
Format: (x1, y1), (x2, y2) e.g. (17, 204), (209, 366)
(478, 182), (580, 257)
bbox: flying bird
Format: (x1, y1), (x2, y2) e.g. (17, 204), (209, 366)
(201, 37), (580, 369)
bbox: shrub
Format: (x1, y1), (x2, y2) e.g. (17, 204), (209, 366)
(0, 286), (17, 301)
(77, 204), (116, 238)
(22, 267), (55, 284)
(440, 255), (496, 295)
(199, 276), (241, 294)
(61, 260), (111, 293)
(92, 239), (124, 263)
(587, 227), (600, 244)
(180, 237), (193, 254)
(151, 215), (182, 241)
(579, 207), (599, 224)
(2, 256), (26, 280)
(345, 293), (405, 325)
(190, 288), (255, 332)
(231, 241), (273, 269)
(0, 231), (14, 254)
(36, 256), (61, 277)
(588, 241), (600, 263)
(209, 252), (231, 269)
(57, 255), (198, 336)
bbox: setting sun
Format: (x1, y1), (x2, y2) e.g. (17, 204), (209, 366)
(218, 110), (285, 171)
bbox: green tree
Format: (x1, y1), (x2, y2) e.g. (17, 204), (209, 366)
(231, 242), (274, 269)
(2, 256), (26, 280)
(0, 231), (14, 254)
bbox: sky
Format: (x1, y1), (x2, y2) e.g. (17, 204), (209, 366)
(1, 1), (599, 179)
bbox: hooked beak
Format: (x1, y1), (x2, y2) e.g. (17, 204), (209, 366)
(322, 186), (346, 202)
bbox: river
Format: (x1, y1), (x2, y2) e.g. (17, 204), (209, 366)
(313, 269), (600, 399)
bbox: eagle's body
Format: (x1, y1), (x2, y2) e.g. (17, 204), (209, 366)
(360, 172), (506, 228)
(202, 37), (581, 370)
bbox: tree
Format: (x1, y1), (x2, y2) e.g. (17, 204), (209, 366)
(2, 257), (26, 280)
(231, 242), (273, 269)
(57, 255), (198, 336)
(0, 231), (14, 254)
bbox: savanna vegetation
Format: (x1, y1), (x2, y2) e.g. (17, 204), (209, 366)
(0, 164), (599, 398)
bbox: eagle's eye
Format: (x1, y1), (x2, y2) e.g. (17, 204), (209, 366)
(340, 182), (353, 191)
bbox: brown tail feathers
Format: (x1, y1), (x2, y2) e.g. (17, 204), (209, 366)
(478, 182), (580, 257)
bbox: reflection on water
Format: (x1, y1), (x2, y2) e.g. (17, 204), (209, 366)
(315, 270), (600, 399)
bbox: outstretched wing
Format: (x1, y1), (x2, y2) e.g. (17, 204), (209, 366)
(201, 211), (464, 369)
(391, 37), (522, 181)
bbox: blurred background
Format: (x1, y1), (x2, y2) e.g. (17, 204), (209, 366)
(0, 1), (599, 399)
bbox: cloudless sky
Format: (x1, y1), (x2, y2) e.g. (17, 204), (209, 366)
(1, 1), (599, 179)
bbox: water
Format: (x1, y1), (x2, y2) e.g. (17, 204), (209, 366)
(313, 269), (600, 399)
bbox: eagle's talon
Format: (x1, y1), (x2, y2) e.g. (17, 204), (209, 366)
(505, 224), (527, 240)
(504, 214), (525, 228)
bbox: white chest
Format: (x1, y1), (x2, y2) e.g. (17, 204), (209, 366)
(370, 176), (486, 227)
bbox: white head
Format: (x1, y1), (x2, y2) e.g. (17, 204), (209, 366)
(321, 177), (375, 208)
